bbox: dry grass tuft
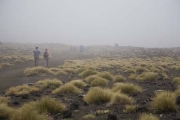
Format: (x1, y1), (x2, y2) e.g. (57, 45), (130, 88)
(0, 103), (15, 119)
(173, 77), (180, 84)
(6, 84), (40, 96)
(24, 67), (55, 76)
(84, 87), (112, 104)
(70, 80), (87, 88)
(81, 114), (95, 120)
(79, 69), (97, 78)
(52, 83), (82, 94)
(35, 96), (66, 114)
(0, 96), (10, 105)
(136, 72), (159, 81)
(110, 93), (134, 105)
(97, 71), (113, 80)
(151, 91), (177, 112)
(123, 105), (137, 113)
(113, 75), (126, 82)
(36, 79), (62, 89)
(139, 113), (159, 120)
(85, 75), (97, 83)
(112, 83), (143, 94)
(55, 70), (67, 75)
(90, 77), (108, 87)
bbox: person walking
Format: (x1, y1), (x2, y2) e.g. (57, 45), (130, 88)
(33, 47), (41, 67)
(43, 48), (50, 67)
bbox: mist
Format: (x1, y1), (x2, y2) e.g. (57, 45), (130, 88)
(0, 0), (180, 48)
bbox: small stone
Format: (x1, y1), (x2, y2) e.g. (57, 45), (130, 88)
(107, 114), (117, 120)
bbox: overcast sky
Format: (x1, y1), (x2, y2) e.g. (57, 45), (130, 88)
(0, 0), (180, 47)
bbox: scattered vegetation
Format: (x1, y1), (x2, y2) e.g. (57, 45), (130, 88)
(110, 93), (134, 105)
(6, 84), (40, 96)
(151, 91), (177, 112)
(81, 114), (95, 120)
(90, 77), (108, 87)
(84, 87), (112, 104)
(139, 113), (159, 120)
(97, 71), (113, 80)
(112, 83), (143, 94)
(136, 72), (159, 81)
(79, 69), (97, 78)
(24, 67), (55, 76)
(52, 83), (82, 94)
(35, 79), (62, 89)
(113, 75), (126, 82)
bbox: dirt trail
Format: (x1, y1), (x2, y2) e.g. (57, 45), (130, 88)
(0, 52), (94, 93)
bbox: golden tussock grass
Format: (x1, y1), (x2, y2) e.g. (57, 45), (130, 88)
(0, 96), (10, 105)
(52, 83), (82, 94)
(112, 83), (143, 94)
(113, 75), (126, 82)
(151, 91), (177, 112)
(11, 103), (48, 120)
(36, 79), (62, 89)
(70, 80), (87, 88)
(136, 72), (159, 81)
(97, 71), (113, 80)
(79, 69), (97, 78)
(173, 77), (180, 84)
(90, 77), (108, 87)
(6, 84), (40, 96)
(24, 67), (55, 76)
(81, 114), (95, 120)
(55, 69), (67, 75)
(135, 66), (148, 73)
(85, 75), (97, 83)
(123, 105), (137, 113)
(0, 103), (15, 119)
(35, 96), (66, 114)
(110, 93), (134, 105)
(84, 87), (112, 104)
(139, 113), (159, 120)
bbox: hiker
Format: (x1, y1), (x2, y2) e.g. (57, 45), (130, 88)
(33, 47), (41, 67)
(43, 48), (50, 67)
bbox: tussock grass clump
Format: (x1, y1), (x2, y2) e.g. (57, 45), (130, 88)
(136, 72), (159, 81)
(36, 79), (62, 89)
(85, 75), (97, 83)
(56, 70), (67, 75)
(110, 93), (134, 105)
(79, 69), (97, 78)
(112, 83), (143, 94)
(84, 87), (112, 104)
(81, 114), (95, 120)
(35, 96), (66, 114)
(123, 105), (137, 113)
(6, 84), (40, 96)
(139, 113), (159, 120)
(14, 59), (24, 63)
(97, 71), (113, 80)
(173, 77), (180, 84)
(0, 103), (15, 119)
(128, 74), (137, 80)
(90, 77), (108, 87)
(0, 96), (10, 104)
(151, 91), (177, 112)
(135, 66), (148, 73)
(24, 67), (55, 76)
(11, 103), (48, 120)
(70, 80), (87, 88)
(125, 69), (136, 73)
(63, 68), (75, 73)
(113, 75), (126, 82)
(52, 83), (82, 94)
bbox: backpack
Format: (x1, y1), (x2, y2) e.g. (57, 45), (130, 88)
(43, 52), (48, 58)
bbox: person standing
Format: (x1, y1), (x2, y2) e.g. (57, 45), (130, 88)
(43, 48), (50, 67)
(33, 47), (41, 67)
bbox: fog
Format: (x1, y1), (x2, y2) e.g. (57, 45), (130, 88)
(0, 0), (180, 47)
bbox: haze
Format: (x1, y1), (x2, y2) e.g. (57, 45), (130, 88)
(0, 0), (180, 48)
